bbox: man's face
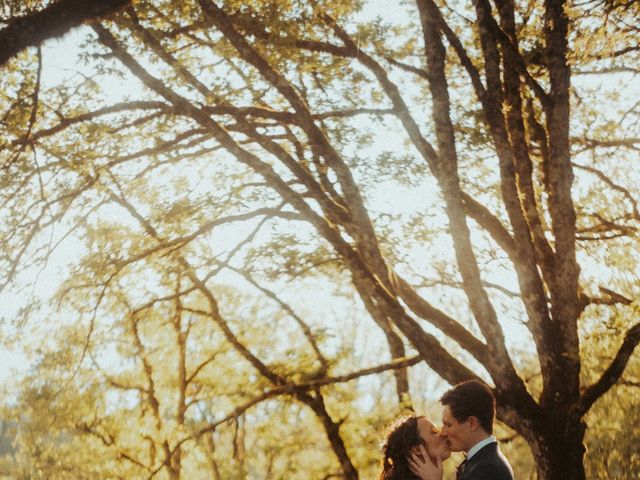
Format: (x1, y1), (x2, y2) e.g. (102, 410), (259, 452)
(417, 417), (451, 461)
(440, 405), (473, 453)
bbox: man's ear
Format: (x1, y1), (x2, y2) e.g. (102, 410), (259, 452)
(468, 416), (479, 431)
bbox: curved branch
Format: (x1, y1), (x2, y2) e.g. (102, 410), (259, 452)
(218, 260), (331, 376)
(11, 101), (171, 146)
(578, 322), (640, 415)
(184, 354), (424, 444)
(573, 162), (640, 221)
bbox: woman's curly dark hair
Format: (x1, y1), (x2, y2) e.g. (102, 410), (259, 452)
(380, 415), (424, 480)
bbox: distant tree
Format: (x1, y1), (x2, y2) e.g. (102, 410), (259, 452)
(1, 0), (639, 479)
(2, 219), (418, 478)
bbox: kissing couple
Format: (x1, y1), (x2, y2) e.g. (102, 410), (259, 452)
(380, 380), (514, 480)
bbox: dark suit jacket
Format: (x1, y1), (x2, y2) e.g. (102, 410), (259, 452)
(458, 442), (514, 480)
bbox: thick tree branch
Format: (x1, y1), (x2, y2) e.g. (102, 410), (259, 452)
(124, 6), (211, 98)
(198, 1), (391, 286)
(392, 274), (490, 363)
(414, 0), (521, 386)
(0, 0), (130, 66)
(543, 0), (582, 404)
(495, 0), (556, 267)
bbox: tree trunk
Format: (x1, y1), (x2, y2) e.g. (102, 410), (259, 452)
(529, 415), (587, 480)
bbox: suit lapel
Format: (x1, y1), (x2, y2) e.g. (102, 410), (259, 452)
(455, 458), (468, 480)
(459, 442), (499, 479)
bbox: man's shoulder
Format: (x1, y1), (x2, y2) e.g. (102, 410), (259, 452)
(465, 444), (514, 480)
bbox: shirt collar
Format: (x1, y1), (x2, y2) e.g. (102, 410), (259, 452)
(466, 435), (497, 460)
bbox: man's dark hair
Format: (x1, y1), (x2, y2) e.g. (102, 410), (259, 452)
(440, 380), (495, 434)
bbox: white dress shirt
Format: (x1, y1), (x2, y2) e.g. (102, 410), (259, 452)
(466, 435), (497, 459)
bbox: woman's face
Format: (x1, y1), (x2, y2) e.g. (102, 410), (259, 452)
(417, 417), (451, 461)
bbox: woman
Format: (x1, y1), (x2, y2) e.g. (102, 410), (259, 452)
(380, 415), (450, 480)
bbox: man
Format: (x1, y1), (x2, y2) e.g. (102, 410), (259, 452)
(409, 379), (514, 480)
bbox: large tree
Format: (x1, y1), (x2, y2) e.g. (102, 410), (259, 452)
(1, 0), (639, 478)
